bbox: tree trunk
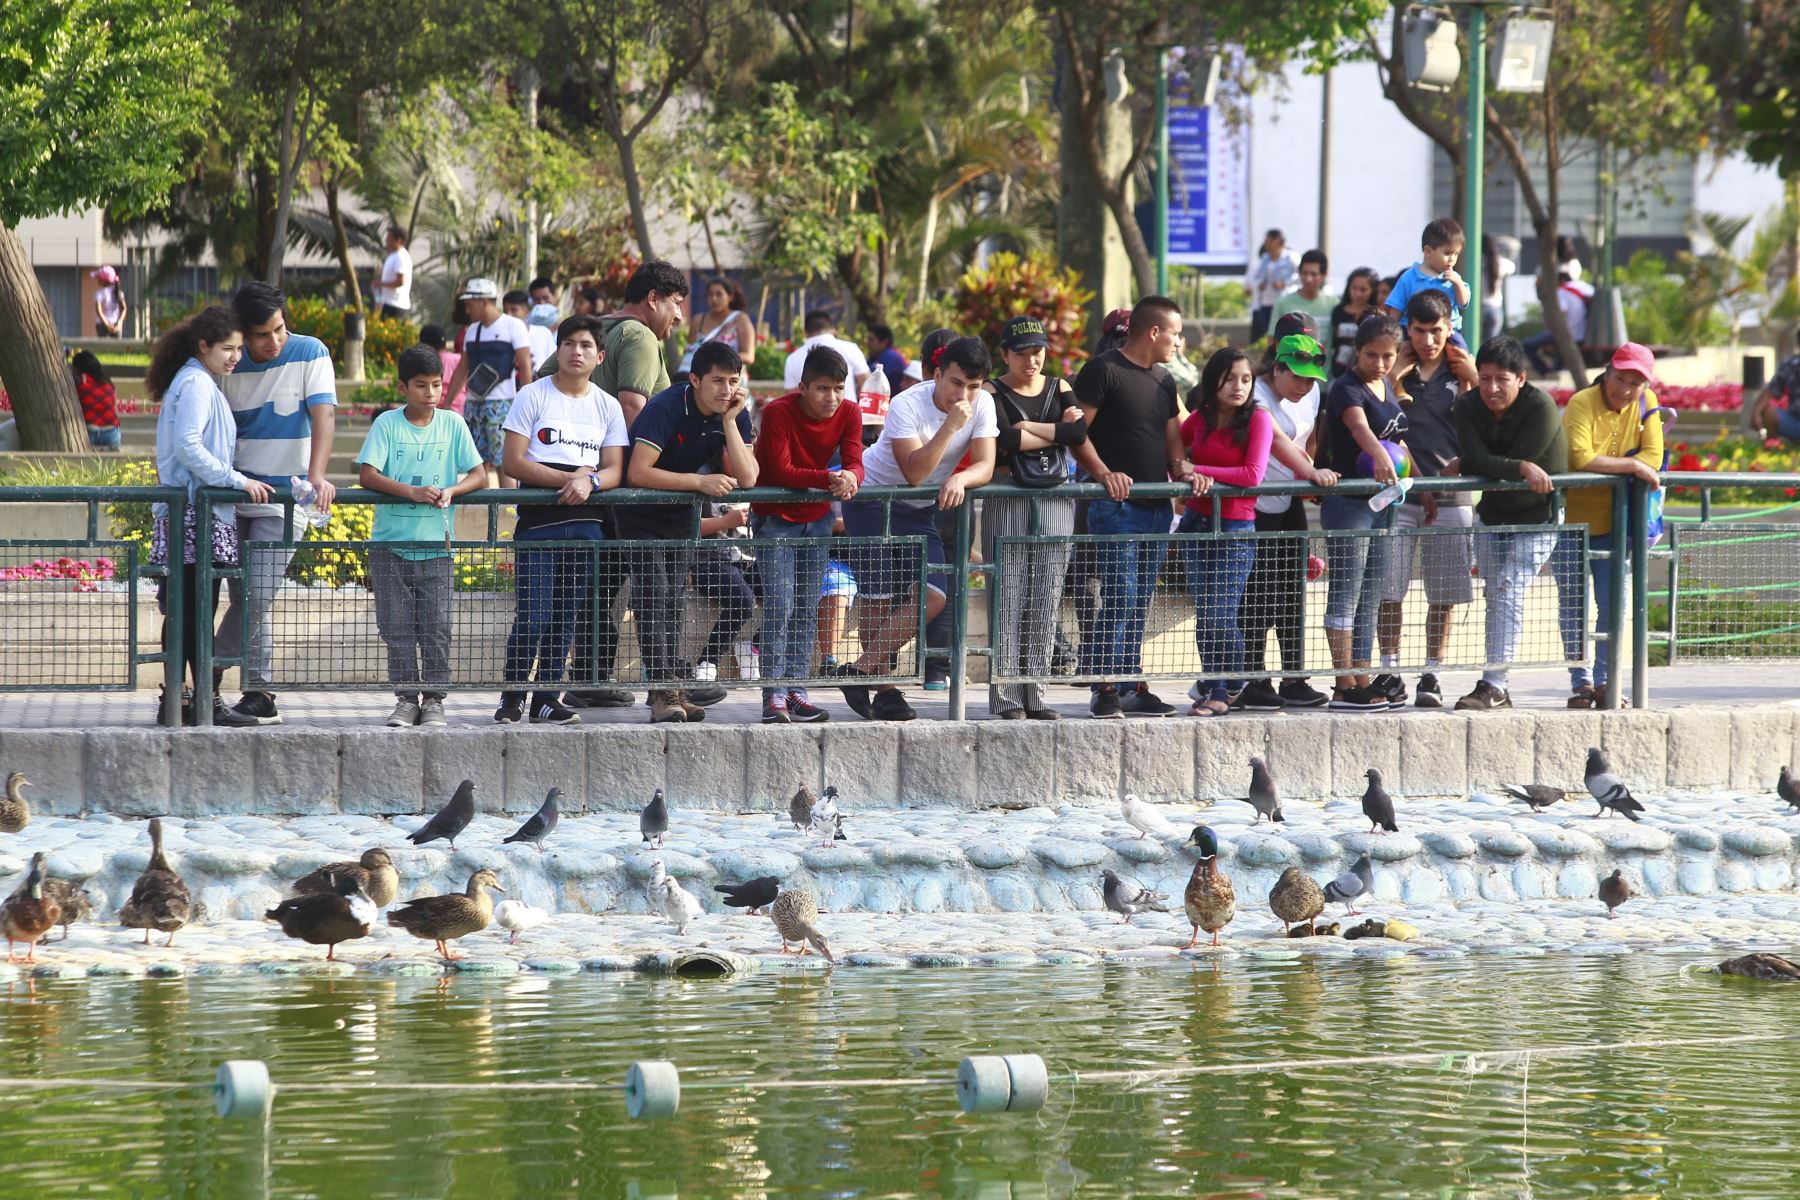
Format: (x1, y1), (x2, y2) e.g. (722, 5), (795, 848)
(917, 191), (939, 309)
(616, 135), (655, 259)
(1487, 96), (1589, 388)
(266, 74), (301, 285)
(701, 213), (723, 277)
(326, 174), (363, 313)
(0, 226), (87, 452)
(1104, 180), (1157, 297)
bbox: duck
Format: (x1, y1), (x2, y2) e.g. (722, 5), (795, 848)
(0, 771), (29, 833)
(385, 868), (504, 960)
(1718, 953), (1800, 982)
(265, 872), (378, 961)
(118, 818), (192, 947)
(1182, 826), (1236, 947)
(1269, 865), (1325, 935)
(0, 853), (61, 963)
(769, 889), (833, 961)
(292, 848), (399, 907)
(494, 899), (548, 945)
(40, 879), (93, 941)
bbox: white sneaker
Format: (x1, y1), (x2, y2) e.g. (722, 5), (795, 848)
(417, 698), (447, 726)
(693, 661), (719, 683)
(385, 700), (421, 727)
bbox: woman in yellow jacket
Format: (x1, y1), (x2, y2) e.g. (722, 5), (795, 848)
(1558, 344), (1666, 707)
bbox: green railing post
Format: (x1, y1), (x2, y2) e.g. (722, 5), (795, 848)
(1602, 480), (1628, 710)
(1630, 478), (1651, 710)
(163, 491), (187, 728)
(194, 491), (216, 722)
(1665, 515), (1681, 668)
(948, 500), (973, 721)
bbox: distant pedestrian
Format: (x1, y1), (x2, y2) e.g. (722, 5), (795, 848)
(444, 277), (532, 485)
(373, 227), (413, 319)
(528, 276), (561, 329)
(1481, 234), (1516, 337)
(864, 323), (909, 392)
(1269, 249), (1336, 330)
(684, 276), (757, 372)
(419, 324), (463, 414)
(1246, 230), (1300, 343)
(1329, 268), (1380, 378)
(783, 310), (870, 407)
(71, 350), (120, 451)
(90, 266), (128, 337)
(505, 289), (556, 375)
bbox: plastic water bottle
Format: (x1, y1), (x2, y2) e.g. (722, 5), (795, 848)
(289, 476), (333, 529)
(1367, 477), (1412, 513)
(857, 367), (890, 424)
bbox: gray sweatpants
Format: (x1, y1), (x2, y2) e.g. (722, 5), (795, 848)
(217, 509), (302, 689)
(983, 496), (1076, 715)
(369, 548), (455, 702)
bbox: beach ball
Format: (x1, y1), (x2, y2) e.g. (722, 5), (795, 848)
(1357, 440), (1411, 479)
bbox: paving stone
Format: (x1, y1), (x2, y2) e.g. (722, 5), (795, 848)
(1263, 719), (1332, 803)
(1122, 722), (1195, 803)
(82, 729), (171, 817)
(1535, 712), (1601, 791)
(1193, 718), (1269, 801)
(822, 725), (900, 806)
(1668, 710), (1732, 790)
(1466, 713), (1536, 793)
(1600, 710), (1669, 791)
(503, 727), (588, 815)
(664, 726), (747, 810)
(898, 723), (978, 808)
(2, 730), (90, 816)
(169, 730), (259, 816)
(1052, 721), (1123, 804)
(1329, 715), (1401, 800)
(975, 723), (1055, 808)
(418, 727), (506, 812)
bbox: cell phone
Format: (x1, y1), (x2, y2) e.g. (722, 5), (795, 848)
(466, 362), (502, 399)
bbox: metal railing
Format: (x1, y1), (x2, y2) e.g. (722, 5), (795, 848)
(1651, 471), (1800, 665)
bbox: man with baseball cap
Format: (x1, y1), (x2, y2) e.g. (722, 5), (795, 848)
(445, 277), (533, 485)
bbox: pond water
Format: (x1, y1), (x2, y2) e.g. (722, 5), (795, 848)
(0, 954), (1793, 1198)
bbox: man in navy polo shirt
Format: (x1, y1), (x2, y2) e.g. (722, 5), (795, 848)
(618, 340), (758, 723)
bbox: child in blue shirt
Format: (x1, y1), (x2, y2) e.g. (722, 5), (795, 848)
(356, 345), (488, 727)
(1385, 218), (1472, 349)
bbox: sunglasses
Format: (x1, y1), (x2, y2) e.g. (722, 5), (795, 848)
(1281, 349), (1329, 369)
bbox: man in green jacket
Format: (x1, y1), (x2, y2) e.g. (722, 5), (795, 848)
(1451, 336), (1569, 710)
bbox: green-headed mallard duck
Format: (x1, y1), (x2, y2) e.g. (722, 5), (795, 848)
(1718, 953), (1800, 982)
(267, 871), (379, 960)
(40, 878), (92, 942)
(385, 868), (503, 960)
(1183, 826), (1236, 948)
(118, 818), (191, 946)
(1, 853), (60, 962)
(1269, 865), (1325, 935)
(292, 848), (399, 907)
(0, 772), (29, 833)
(769, 889), (833, 960)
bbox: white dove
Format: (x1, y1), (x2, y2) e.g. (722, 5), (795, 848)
(1120, 793), (1177, 840)
(494, 899), (548, 946)
(652, 876), (704, 935)
(808, 787), (845, 847)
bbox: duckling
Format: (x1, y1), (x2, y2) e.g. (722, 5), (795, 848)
(1287, 921), (1341, 938)
(1183, 825), (1236, 947)
(1269, 865), (1325, 935)
(40, 879), (93, 941)
(292, 848), (399, 907)
(1341, 918), (1388, 941)
(0, 853), (60, 963)
(0, 771), (29, 833)
(385, 868), (504, 960)
(1718, 953), (1800, 982)
(769, 889), (833, 961)
(493, 899), (548, 945)
(118, 818), (192, 947)
(266, 872), (378, 961)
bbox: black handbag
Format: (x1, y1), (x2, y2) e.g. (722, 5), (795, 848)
(993, 379), (1069, 489)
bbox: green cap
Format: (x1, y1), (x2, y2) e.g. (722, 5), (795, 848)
(1274, 334), (1329, 382)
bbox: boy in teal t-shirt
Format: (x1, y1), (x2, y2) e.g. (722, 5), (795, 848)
(356, 345), (487, 727)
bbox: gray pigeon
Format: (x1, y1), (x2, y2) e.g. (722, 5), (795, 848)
(1100, 869), (1170, 924)
(502, 787), (560, 852)
(1362, 769), (1397, 833)
(640, 788), (669, 848)
(1322, 854), (1373, 915)
(1599, 868), (1631, 918)
(1778, 766), (1799, 813)
(1584, 748), (1644, 821)
(1247, 757), (1283, 824)
(1503, 784), (1567, 812)
(407, 780), (476, 850)
(789, 784), (818, 832)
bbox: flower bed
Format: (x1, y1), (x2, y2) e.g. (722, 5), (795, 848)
(1547, 382), (1743, 412)
(1665, 434), (1800, 503)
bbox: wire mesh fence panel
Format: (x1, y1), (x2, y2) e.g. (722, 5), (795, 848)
(0, 542), (143, 690)
(1661, 521), (1800, 660)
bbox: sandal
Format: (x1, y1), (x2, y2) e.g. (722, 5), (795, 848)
(1594, 685), (1629, 710)
(1567, 685), (1597, 709)
(1188, 699), (1230, 717)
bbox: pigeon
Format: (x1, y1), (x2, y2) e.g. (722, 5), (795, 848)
(652, 876), (704, 935)
(1362, 769), (1397, 834)
(1100, 869), (1170, 924)
(409, 779), (477, 850)
(1246, 758), (1283, 825)
(1778, 766), (1800, 813)
(808, 786), (846, 846)
(1322, 854), (1374, 916)
(1120, 793), (1176, 840)
(494, 899), (548, 945)
(640, 788), (669, 848)
(1585, 748), (1644, 821)
(714, 875), (780, 915)
(502, 787), (561, 852)
(789, 784), (818, 832)
(1503, 784), (1568, 812)
(1599, 868), (1631, 919)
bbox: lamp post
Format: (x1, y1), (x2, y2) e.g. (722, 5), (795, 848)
(1156, 49), (1170, 295)
(1464, 4), (1487, 349)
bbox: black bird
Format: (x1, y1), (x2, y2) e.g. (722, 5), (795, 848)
(1322, 855), (1374, 916)
(1503, 784), (1568, 812)
(714, 875), (780, 915)
(1247, 757), (1283, 824)
(1777, 766), (1800, 813)
(641, 788), (669, 848)
(408, 780), (477, 849)
(502, 787), (561, 853)
(1599, 868), (1631, 919)
(1362, 768), (1397, 834)
(1584, 748), (1644, 821)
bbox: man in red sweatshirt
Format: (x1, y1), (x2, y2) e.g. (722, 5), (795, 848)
(752, 346), (865, 723)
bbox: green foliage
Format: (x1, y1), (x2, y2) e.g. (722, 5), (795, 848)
(345, 381), (403, 413)
(1611, 250), (1730, 347)
(282, 298), (419, 378)
(950, 253), (1092, 362)
(285, 508), (374, 588)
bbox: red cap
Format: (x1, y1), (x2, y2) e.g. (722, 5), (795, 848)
(1608, 342), (1655, 379)
(1101, 308), (1131, 335)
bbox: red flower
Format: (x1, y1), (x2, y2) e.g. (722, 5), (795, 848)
(1675, 452), (1703, 472)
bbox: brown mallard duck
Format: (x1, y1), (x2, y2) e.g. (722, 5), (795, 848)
(1183, 826), (1236, 948)
(385, 868), (503, 960)
(1269, 865), (1325, 935)
(118, 818), (192, 946)
(0, 772), (29, 833)
(268, 872), (379, 960)
(1718, 953), (1800, 982)
(292, 848), (399, 907)
(1, 853), (60, 962)
(769, 889), (833, 961)
(40, 879), (93, 942)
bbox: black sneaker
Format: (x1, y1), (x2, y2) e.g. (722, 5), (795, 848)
(1371, 674), (1408, 709)
(1278, 679), (1328, 708)
(563, 688), (636, 708)
(1119, 685), (1175, 717)
(1414, 673), (1444, 708)
(869, 689), (917, 722)
(1454, 680), (1512, 711)
(494, 697), (526, 724)
(230, 692), (282, 725)
(211, 700), (258, 728)
(530, 700), (582, 725)
(1090, 687), (1123, 720)
(1233, 680), (1286, 711)
(1329, 686), (1389, 711)
(686, 683), (727, 707)
(833, 663), (874, 719)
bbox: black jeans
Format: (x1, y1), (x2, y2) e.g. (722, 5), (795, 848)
(690, 548), (757, 666)
(1238, 503), (1308, 676)
(159, 565), (223, 691)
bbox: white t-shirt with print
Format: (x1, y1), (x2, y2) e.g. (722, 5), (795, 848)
(1252, 375), (1321, 514)
(376, 247), (413, 310)
(860, 380), (998, 506)
(462, 313), (532, 403)
(503, 375), (630, 469)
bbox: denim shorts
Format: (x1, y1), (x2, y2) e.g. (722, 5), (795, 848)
(839, 501), (947, 601)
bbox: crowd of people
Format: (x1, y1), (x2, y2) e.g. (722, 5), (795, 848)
(141, 226), (1671, 728)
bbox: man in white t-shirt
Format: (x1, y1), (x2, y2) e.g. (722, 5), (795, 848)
(374, 227), (413, 318)
(494, 313), (630, 726)
(505, 289), (557, 374)
(834, 335), (997, 722)
(445, 277), (533, 486)
(783, 310), (870, 404)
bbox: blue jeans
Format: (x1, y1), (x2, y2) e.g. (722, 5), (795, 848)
(1180, 514), (1255, 701)
(753, 513), (833, 684)
(1777, 404), (1800, 444)
(1474, 528), (1559, 688)
(1079, 499), (1172, 690)
(503, 520), (606, 707)
(1555, 530), (1627, 690)
(1320, 495), (1395, 665)
(87, 424), (121, 450)
(1521, 331), (1560, 376)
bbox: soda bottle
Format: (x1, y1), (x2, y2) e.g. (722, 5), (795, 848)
(856, 366), (890, 425)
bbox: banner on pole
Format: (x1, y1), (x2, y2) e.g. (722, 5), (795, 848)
(1164, 61), (1250, 268)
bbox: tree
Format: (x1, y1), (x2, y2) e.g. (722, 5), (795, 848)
(0, 0), (219, 450)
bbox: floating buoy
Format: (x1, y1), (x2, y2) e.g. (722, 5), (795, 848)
(956, 1054), (1048, 1114)
(625, 1060), (681, 1119)
(213, 1060), (272, 1119)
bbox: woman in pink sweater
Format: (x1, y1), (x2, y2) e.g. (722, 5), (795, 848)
(1179, 348), (1274, 715)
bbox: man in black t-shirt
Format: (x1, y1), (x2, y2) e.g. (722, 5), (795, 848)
(1071, 295), (1194, 719)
